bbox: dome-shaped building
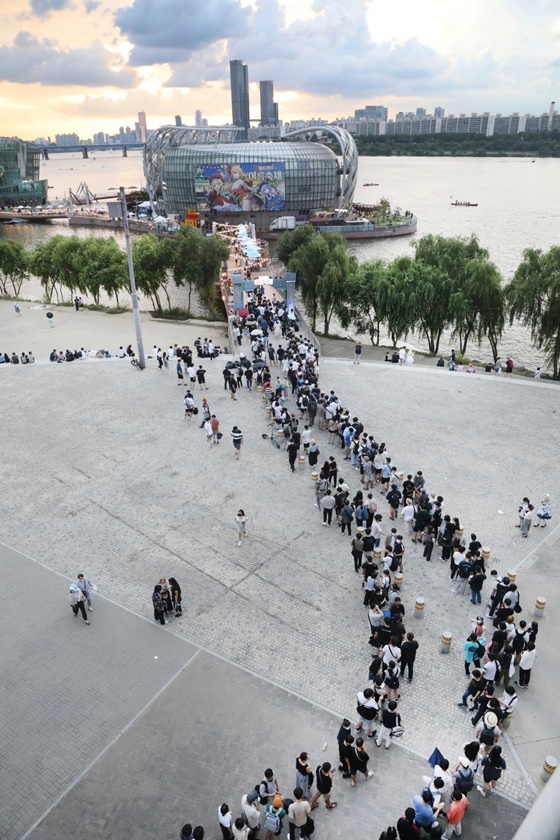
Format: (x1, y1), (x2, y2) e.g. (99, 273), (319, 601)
(144, 125), (358, 227)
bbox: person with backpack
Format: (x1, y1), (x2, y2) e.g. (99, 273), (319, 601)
(453, 756), (475, 795)
(264, 795), (285, 840)
(257, 769), (280, 805)
(383, 660), (400, 702)
(477, 745), (506, 796)
(475, 711), (499, 754)
(458, 668), (486, 707)
(241, 791), (261, 834)
(355, 687), (379, 738)
(453, 554), (473, 595)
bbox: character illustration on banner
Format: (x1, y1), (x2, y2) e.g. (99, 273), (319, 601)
(228, 163), (257, 211)
(257, 180), (285, 211)
(206, 173), (237, 212)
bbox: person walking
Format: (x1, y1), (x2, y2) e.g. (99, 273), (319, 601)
(69, 585), (90, 624)
(204, 418), (213, 447)
(309, 763), (337, 810)
(152, 584), (166, 625)
(348, 737), (374, 785)
(231, 426), (243, 459)
(229, 377), (238, 400)
(355, 687), (379, 739)
(235, 510), (248, 546)
(75, 573), (95, 611)
(287, 438), (299, 473)
(376, 700), (401, 749)
(477, 745), (506, 797)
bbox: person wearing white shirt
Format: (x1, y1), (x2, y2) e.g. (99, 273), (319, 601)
(499, 686), (518, 722)
(517, 643), (536, 688)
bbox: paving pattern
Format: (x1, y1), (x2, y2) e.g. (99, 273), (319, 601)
(2, 355), (559, 838)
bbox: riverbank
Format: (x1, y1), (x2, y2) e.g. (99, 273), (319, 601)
(317, 333), (552, 380)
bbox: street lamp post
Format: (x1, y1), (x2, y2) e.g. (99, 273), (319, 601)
(120, 186), (146, 369)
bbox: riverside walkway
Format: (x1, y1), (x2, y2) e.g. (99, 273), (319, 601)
(0, 301), (557, 839)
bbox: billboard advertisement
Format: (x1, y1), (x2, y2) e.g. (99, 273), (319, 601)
(195, 162), (285, 213)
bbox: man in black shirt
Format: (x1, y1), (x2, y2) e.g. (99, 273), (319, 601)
(397, 808), (420, 839)
(376, 700), (401, 749)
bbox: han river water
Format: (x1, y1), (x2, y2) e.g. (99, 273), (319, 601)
(2, 150), (559, 370)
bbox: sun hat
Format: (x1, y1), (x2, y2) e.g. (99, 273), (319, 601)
(459, 756), (470, 768)
(484, 712), (498, 728)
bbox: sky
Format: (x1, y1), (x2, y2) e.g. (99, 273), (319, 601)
(1, 0), (559, 140)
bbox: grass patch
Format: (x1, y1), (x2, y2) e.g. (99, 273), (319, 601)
(150, 307), (195, 321)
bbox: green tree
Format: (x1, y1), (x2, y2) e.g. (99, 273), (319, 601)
(29, 236), (67, 302)
(276, 224), (317, 267)
(315, 235), (355, 335)
(77, 238), (127, 305)
(132, 235), (173, 310)
(0, 240), (28, 296)
(285, 234), (329, 332)
(52, 236), (84, 300)
(198, 233), (230, 314)
(449, 258), (505, 357)
(169, 225), (205, 310)
(506, 246), (560, 378)
(336, 260), (386, 345)
(380, 256), (416, 346)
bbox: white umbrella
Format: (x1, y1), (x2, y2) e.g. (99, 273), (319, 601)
(250, 328), (263, 336)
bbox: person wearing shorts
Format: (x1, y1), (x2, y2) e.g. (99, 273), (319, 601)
(231, 426), (243, 459)
(235, 510), (248, 546)
(309, 763), (336, 810)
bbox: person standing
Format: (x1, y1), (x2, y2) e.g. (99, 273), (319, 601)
(287, 788), (311, 840)
(520, 504), (534, 537)
(295, 752), (314, 800)
(353, 342), (362, 365)
(177, 357), (185, 385)
(211, 414), (220, 445)
(376, 700), (401, 749)
(231, 426), (243, 459)
(322, 489), (335, 526)
(75, 573), (94, 611)
(197, 365), (209, 390)
(152, 584), (166, 625)
(348, 737), (374, 785)
(229, 376), (238, 400)
(535, 494), (552, 527)
(400, 632), (419, 682)
(204, 418), (213, 447)
(516, 497), (530, 528)
(468, 565), (487, 605)
(69, 585), (90, 624)
(264, 795), (285, 840)
(442, 790), (468, 839)
(477, 745), (506, 797)
(218, 804), (233, 840)
(516, 642), (537, 688)
(169, 576), (182, 616)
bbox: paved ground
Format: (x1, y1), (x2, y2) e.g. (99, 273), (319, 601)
(1, 546), (526, 840)
(2, 337), (558, 838)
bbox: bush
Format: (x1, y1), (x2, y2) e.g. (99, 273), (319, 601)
(150, 307), (194, 321)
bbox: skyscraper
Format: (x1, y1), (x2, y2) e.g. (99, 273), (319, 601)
(175, 115), (182, 126)
(137, 111), (147, 143)
(260, 80), (277, 126)
(230, 59), (250, 139)
(195, 110), (202, 127)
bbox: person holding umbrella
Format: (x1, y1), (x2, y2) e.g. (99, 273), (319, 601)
(46, 311), (54, 327)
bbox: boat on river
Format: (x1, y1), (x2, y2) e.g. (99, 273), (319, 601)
(451, 201), (478, 207)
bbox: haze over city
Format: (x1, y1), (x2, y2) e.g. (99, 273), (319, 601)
(1, 0), (560, 138)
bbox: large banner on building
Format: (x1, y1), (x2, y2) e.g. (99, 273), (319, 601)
(195, 162), (285, 213)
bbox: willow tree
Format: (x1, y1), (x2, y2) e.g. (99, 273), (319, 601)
(449, 258), (505, 358)
(0, 240), (28, 296)
(506, 246), (560, 378)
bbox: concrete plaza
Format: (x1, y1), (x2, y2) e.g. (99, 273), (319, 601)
(1, 313), (559, 838)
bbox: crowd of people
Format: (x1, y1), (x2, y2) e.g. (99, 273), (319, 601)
(168, 282), (546, 838)
(0, 350), (35, 364)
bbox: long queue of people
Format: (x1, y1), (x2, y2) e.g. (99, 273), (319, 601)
(239, 327), (541, 838)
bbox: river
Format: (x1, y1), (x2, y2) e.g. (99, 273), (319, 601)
(2, 150), (558, 369)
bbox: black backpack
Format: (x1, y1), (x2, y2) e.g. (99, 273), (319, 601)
(390, 554), (400, 572)
(455, 767), (474, 792)
(480, 726), (496, 746)
(254, 782), (269, 805)
(512, 631), (525, 652)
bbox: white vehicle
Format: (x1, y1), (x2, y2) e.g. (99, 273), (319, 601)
(270, 216), (296, 230)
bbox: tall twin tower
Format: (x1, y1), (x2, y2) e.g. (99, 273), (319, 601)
(229, 59), (279, 139)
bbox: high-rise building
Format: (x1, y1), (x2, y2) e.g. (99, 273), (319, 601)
(354, 105), (388, 121)
(137, 111), (147, 143)
(175, 115), (182, 126)
(416, 107), (426, 118)
(195, 110), (202, 127)
(230, 59), (250, 139)
(260, 80), (278, 126)
(434, 106), (445, 118)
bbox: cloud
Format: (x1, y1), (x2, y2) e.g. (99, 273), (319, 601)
(115, 0), (250, 65)
(29, 0), (71, 16)
(0, 32), (138, 87)
(84, 0), (101, 11)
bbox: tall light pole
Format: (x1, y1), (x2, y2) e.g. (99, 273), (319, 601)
(120, 186), (146, 369)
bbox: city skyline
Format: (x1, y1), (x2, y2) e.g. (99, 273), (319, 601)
(1, 0), (560, 138)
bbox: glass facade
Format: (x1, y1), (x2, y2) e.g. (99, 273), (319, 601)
(160, 142), (338, 215)
(0, 142), (48, 206)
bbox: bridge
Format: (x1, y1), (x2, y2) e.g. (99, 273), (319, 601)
(38, 143), (145, 160)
